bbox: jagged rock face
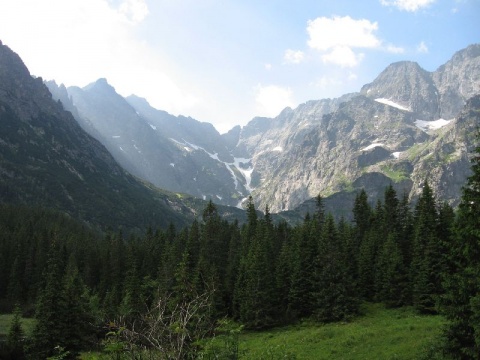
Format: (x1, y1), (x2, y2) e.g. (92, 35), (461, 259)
(433, 44), (480, 119)
(48, 81), (252, 207)
(240, 44), (480, 212)
(408, 95), (480, 204)
(361, 61), (440, 119)
(246, 95), (428, 211)
(44, 43), (480, 214)
(0, 42), (192, 230)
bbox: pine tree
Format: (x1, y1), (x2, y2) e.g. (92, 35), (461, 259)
(411, 181), (442, 313)
(233, 197), (258, 320)
(313, 214), (358, 322)
(7, 304), (25, 359)
(288, 214), (318, 319)
(61, 258), (94, 357)
(376, 233), (408, 307)
(237, 204), (276, 328)
(28, 240), (66, 359)
(441, 128), (480, 358)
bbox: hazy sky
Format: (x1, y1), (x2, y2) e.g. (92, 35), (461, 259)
(0, 0), (478, 133)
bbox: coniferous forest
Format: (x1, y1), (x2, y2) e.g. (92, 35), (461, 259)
(1, 134), (480, 359)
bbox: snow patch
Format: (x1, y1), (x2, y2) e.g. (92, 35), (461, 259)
(209, 152), (220, 161)
(149, 124), (157, 130)
(216, 195), (222, 200)
(112, 135), (121, 138)
(232, 157), (254, 193)
(375, 98), (411, 112)
(169, 138), (254, 196)
(119, 146), (125, 152)
(392, 152), (401, 159)
(414, 119), (453, 132)
(272, 146), (283, 152)
(362, 143), (385, 151)
(170, 163), (175, 167)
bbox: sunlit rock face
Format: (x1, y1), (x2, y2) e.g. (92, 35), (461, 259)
(234, 44), (480, 212)
(47, 44), (480, 214)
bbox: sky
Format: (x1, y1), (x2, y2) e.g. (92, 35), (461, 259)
(0, 0), (479, 133)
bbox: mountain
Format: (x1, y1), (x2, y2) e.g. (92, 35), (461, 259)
(45, 43), (480, 216)
(0, 40), (210, 231)
(46, 80), (253, 208)
(236, 44), (480, 212)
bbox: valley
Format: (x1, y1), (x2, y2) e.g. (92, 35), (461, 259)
(0, 39), (479, 359)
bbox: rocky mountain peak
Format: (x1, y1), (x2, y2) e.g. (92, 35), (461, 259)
(447, 43), (480, 65)
(84, 77), (111, 90)
(361, 60), (438, 119)
(433, 43), (480, 119)
(0, 43), (74, 124)
(0, 41), (195, 230)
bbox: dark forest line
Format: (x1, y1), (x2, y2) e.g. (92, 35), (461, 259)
(1, 134), (480, 358)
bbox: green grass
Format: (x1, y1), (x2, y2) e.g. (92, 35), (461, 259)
(238, 303), (446, 360)
(0, 313), (36, 337)
(380, 165), (408, 182)
(80, 303), (446, 359)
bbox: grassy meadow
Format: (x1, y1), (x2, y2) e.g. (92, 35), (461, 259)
(0, 303), (446, 359)
(228, 303), (446, 359)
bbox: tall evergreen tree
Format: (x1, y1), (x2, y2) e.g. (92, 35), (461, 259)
(411, 181), (442, 313)
(28, 240), (66, 359)
(441, 130), (480, 358)
(288, 214), (318, 319)
(61, 258), (94, 357)
(7, 304), (25, 359)
(313, 214), (358, 322)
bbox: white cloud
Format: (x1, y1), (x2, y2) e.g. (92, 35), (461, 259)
(307, 16), (380, 51)
(321, 46), (364, 68)
(380, 0), (436, 12)
(284, 49), (305, 64)
(265, 63), (273, 70)
(119, 0), (149, 23)
(306, 16), (380, 67)
(0, 0), (198, 117)
(386, 44), (405, 54)
(417, 41), (429, 53)
(254, 85), (295, 117)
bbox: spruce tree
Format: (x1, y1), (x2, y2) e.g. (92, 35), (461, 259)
(288, 214), (318, 319)
(411, 181), (442, 313)
(7, 304), (25, 359)
(28, 240), (66, 359)
(238, 206), (276, 328)
(313, 214), (358, 322)
(441, 129), (480, 358)
(61, 258), (94, 357)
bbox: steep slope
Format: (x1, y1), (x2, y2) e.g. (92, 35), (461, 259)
(51, 81), (252, 207)
(41, 43), (480, 215)
(0, 40), (194, 231)
(247, 95), (423, 211)
(433, 44), (480, 119)
(238, 44), (480, 212)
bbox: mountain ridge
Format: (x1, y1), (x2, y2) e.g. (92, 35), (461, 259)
(0, 40), (234, 231)
(45, 42), (480, 214)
